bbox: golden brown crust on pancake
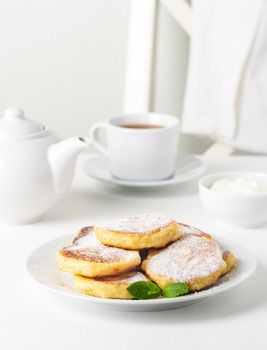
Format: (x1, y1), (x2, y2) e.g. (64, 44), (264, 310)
(72, 226), (93, 244)
(222, 250), (236, 274)
(57, 251), (141, 278)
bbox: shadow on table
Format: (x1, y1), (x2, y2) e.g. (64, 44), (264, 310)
(55, 263), (267, 325)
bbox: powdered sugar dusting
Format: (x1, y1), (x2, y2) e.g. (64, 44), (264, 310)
(62, 228), (139, 263)
(97, 213), (173, 234)
(70, 231), (100, 249)
(147, 234), (226, 281)
(177, 223), (203, 235)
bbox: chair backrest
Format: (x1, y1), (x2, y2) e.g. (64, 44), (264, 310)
(124, 0), (192, 113)
(124, 0), (233, 156)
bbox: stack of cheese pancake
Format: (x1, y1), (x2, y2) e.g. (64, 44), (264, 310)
(57, 214), (236, 299)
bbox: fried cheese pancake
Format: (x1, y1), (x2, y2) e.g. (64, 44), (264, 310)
(73, 271), (148, 299)
(142, 225), (236, 291)
(94, 213), (182, 250)
(57, 226), (141, 278)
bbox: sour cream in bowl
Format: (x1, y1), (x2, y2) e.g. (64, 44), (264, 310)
(199, 172), (267, 228)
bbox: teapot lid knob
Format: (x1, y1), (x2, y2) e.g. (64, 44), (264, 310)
(0, 107), (44, 138)
(4, 107), (25, 120)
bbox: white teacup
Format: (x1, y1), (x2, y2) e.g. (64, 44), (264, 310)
(89, 113), (180, 181)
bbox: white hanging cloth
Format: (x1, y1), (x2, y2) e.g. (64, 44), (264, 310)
(182, 0), (267, 153)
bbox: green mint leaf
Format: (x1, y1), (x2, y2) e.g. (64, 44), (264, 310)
(127, 281), (161, 300)
(162, 282), (189, 298)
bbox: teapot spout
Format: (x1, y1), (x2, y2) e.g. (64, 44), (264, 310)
(48, 137), (91, 194)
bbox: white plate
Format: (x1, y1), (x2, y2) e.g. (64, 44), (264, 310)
(83, 153), (206, 187)
(27, 235), (257, 312)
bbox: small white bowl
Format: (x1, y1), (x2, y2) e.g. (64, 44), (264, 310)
(199, 171), (267, 228)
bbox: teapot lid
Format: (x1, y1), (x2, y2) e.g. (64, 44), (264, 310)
(0, 108), (44, 138)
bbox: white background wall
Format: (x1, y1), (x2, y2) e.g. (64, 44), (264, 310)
(0, 0), (128, 137)
(0, 0), (209, 151)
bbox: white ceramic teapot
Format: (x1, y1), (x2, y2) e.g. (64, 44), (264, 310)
(0, 107), (91, 224)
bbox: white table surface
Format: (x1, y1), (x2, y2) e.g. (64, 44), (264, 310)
(1, 154), (267, 350)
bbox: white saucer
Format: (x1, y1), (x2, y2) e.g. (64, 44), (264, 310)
(83, 153), (206, 187)
(26, 234), (257, 312)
